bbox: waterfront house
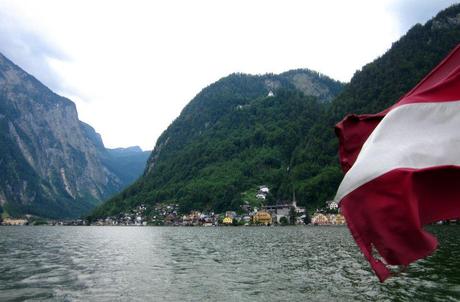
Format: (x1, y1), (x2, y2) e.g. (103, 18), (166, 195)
(311, 213), (329, 225)
(223, 217), (233, 225)
(165, 214), (177, 225)
(182, 215), (192, 226)
(263, 203), (290, 223)
(242, 215), (252, 223)
(327, 214), (346, 225)
(253, 211), (272, 225)
(262, 200), (305, 224)
(2, 218), (28, 226)
(311, 213), (346, 225)
(225, 211), (237, 219)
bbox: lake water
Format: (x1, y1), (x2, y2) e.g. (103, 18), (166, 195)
(0, 226), (459, 301)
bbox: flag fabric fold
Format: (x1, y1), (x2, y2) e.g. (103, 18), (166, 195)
(335, 44), (460, 282)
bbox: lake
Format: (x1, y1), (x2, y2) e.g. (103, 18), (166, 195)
(0, 225), (459, 301)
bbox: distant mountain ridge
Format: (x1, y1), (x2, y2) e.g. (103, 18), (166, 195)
(103, 147), (150, 186)
(107, 146), (144, 156)
(0, 53), (149, 218)
(91, 4), (460, 218)
(79, 120), (150, 186)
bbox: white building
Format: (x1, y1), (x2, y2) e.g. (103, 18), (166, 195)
(327, 200), (339, 211)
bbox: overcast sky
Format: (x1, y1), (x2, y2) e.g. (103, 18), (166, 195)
(0, 0), (458, 150)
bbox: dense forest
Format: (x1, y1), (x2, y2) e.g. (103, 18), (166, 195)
(91, 4), (460, 218)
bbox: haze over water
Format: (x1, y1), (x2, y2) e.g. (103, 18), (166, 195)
(1, 226), (459, 301)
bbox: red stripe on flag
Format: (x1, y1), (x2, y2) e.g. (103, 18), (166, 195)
(399, 44), (460, 104)
(340, 165), (460, 282)
(335, 113), (385, 172)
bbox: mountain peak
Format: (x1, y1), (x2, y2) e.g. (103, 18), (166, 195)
(108, 146), (145, 155)
(280, 69), (344, 102)
(431, 11), (460, 30)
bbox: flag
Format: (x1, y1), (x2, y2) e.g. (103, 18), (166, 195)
(335, 44), (460, 282)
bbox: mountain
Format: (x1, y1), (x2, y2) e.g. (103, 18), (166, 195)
(79, 122), (150, 186)
(92, 4), (460, 219)
(103, 147), (150, 186)
(91, 69), (344, 217)
(0, 53), (148, 218)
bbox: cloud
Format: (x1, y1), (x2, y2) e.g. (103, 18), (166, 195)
(0, 9), (69, 94)
(388, 0), (460, 33)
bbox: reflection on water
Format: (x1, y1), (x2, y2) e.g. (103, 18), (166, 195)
(0, 226), (459, 301)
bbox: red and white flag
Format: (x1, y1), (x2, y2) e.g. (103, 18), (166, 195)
(335, 44), (460, 282)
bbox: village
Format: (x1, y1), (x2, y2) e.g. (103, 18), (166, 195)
(82, 185), (347, 226)
(0, 185), (346, 227)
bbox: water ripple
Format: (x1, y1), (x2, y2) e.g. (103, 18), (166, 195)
(0, 225), (460, 301)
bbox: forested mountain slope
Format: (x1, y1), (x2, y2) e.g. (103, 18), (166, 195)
(92, 70), (344, 216)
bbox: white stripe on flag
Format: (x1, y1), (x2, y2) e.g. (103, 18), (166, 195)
(335, 100), (460, 203)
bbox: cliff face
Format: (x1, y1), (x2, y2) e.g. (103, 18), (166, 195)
(0, 53), (123, 218)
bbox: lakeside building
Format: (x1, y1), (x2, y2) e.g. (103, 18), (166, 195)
(326, 200), (339, 211)
(223, 217), (233, 225)
(1, 218), (28, 226)
(263, 203), (290, 223)
(328, 214), (346, 225)
(311, 213), (346, 225)
(182, 211), (201, 226)
(242, 215), (252, 223)
(262, 200), (306, 224)
(225, 211), (237, 219)
(253, 211), (272, 225)
(311, 213), (329, 225)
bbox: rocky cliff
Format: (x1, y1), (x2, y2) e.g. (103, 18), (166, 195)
(0, 53), (141, 218)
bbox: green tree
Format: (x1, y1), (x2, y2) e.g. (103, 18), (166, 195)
(303, 212), (311, 225)
(289, 207), (297, 225)
(280, 216), (289, 225)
